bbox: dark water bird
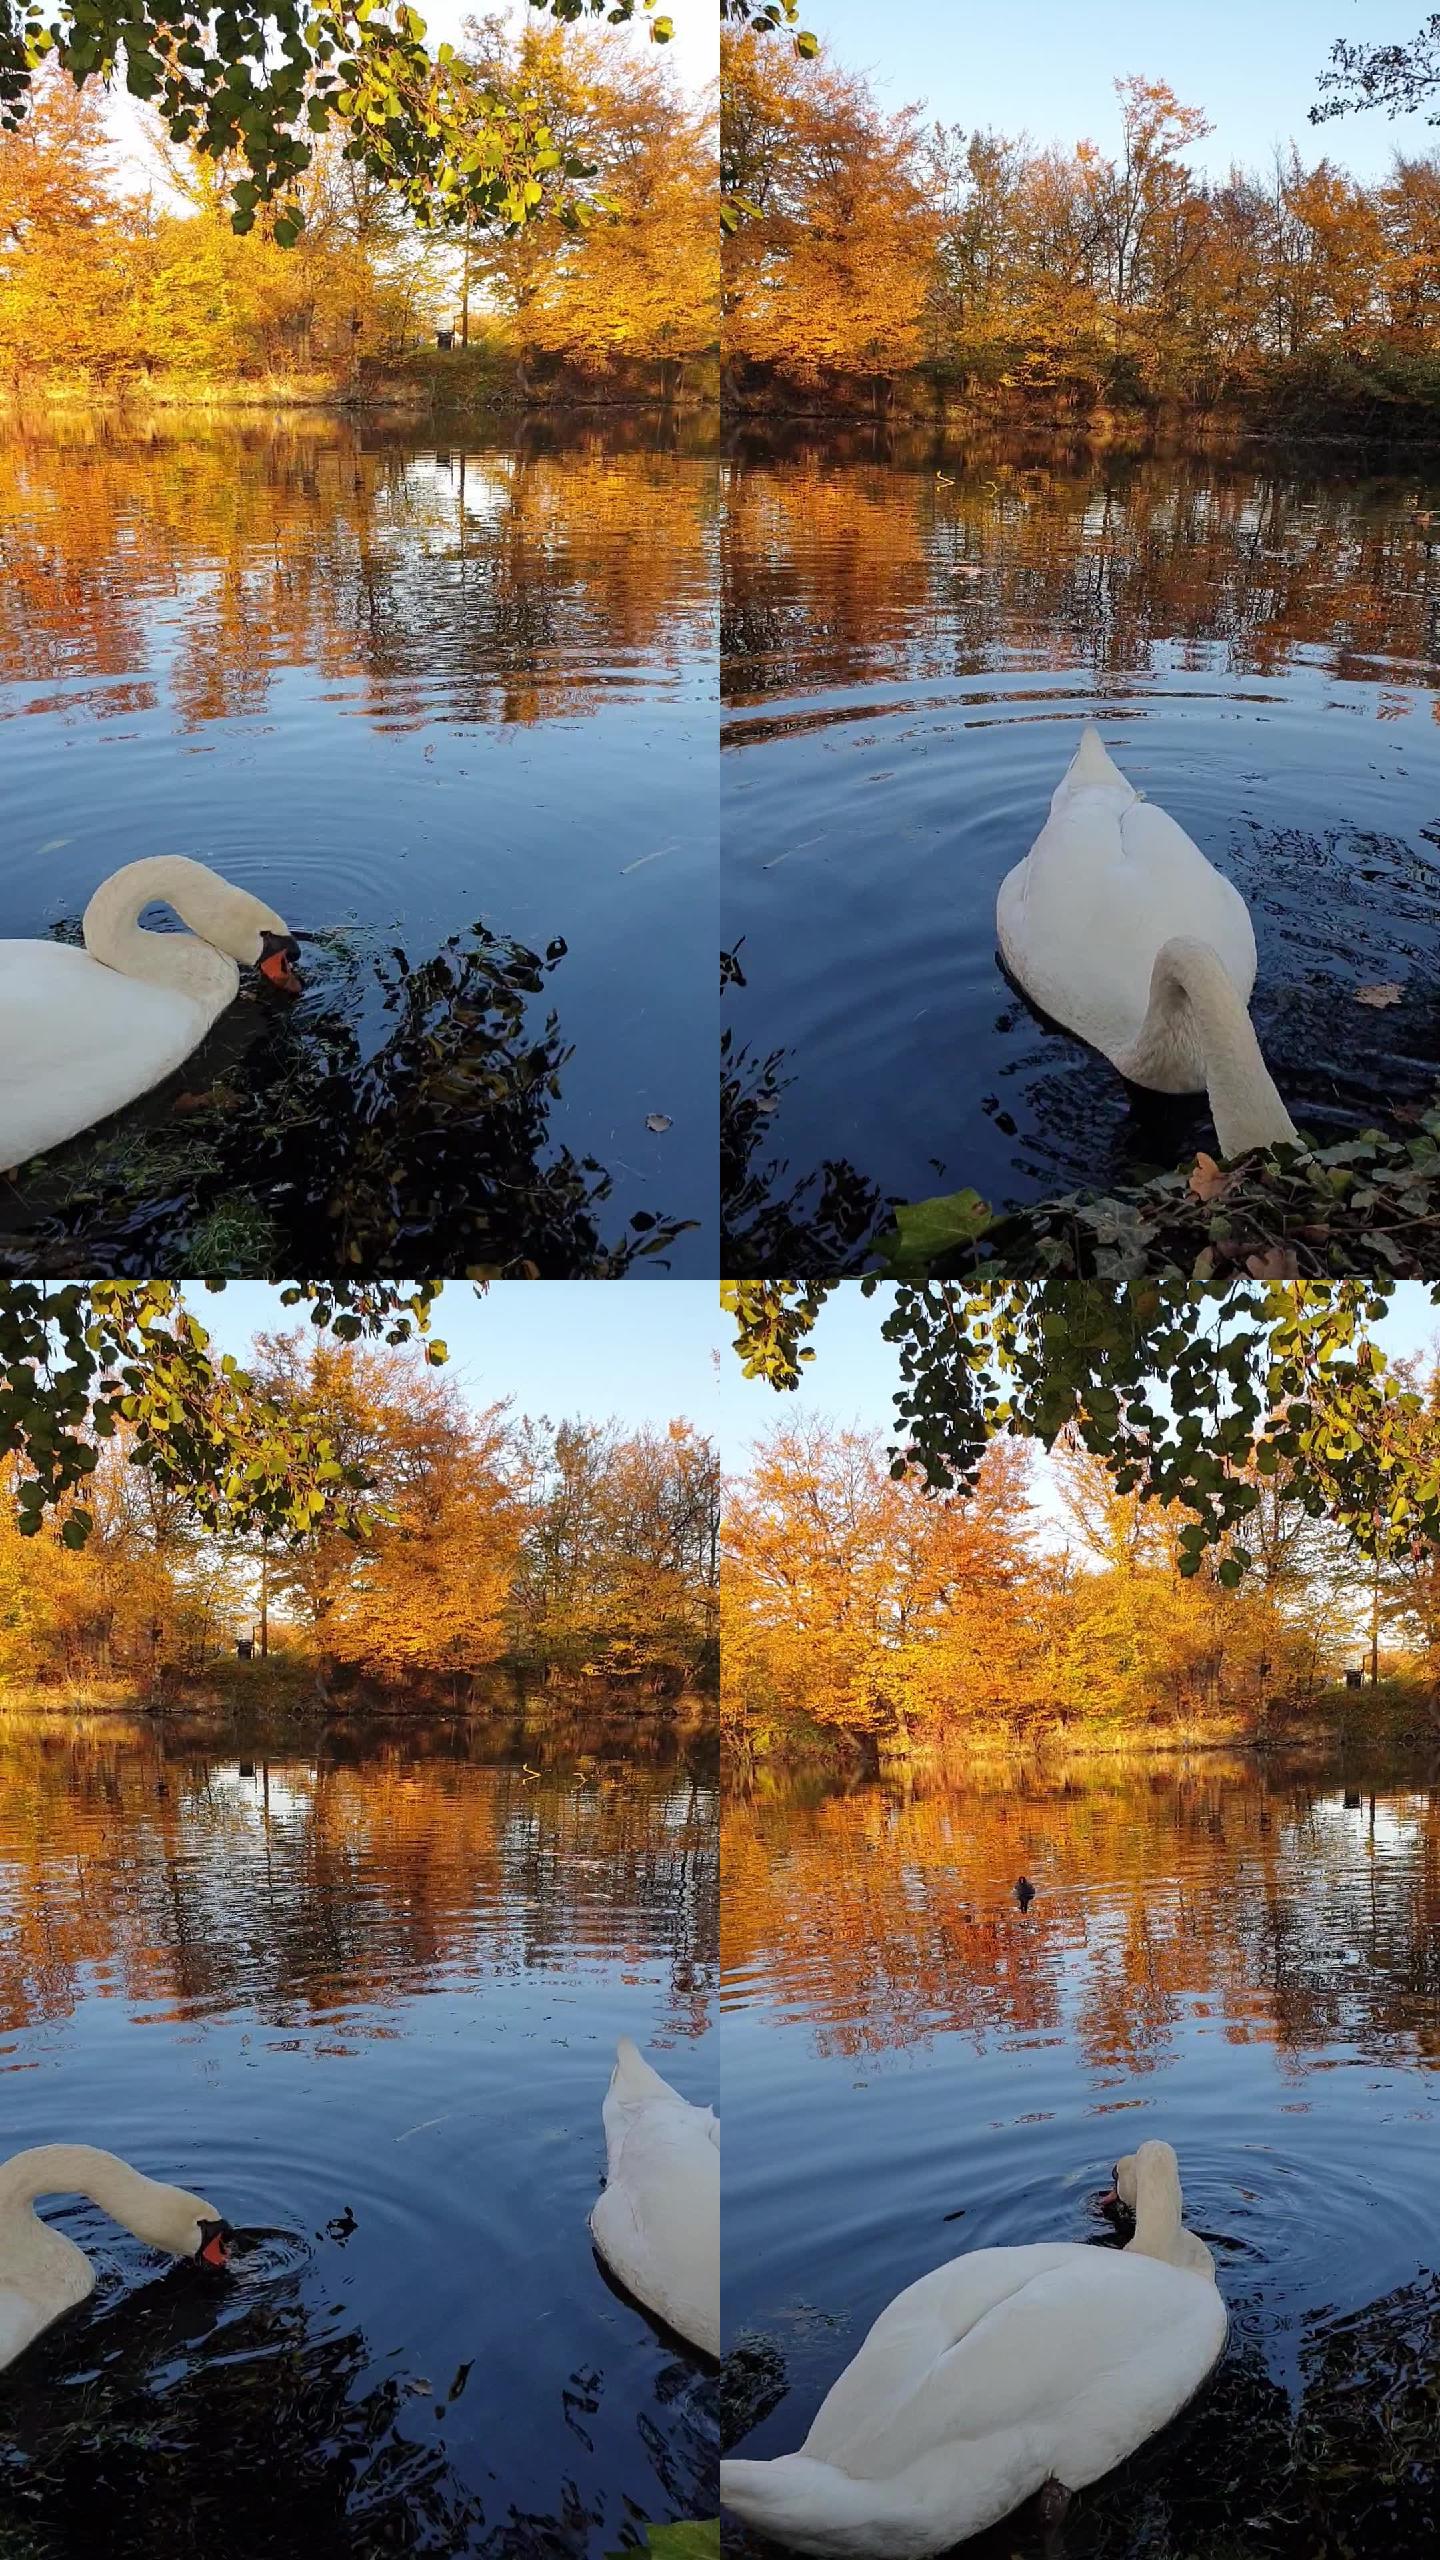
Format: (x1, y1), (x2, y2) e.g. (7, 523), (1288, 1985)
(1015, 1876), (1036, 1910)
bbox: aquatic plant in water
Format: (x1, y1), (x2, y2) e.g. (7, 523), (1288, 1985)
(2, 925), (694, 1279)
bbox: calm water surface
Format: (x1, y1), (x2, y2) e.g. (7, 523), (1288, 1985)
(0, 1714), (717, 2556)
(723, 1756), (1440, 2556)
(723, 440), (1440, 1255)
(0, 418), (716, 1271)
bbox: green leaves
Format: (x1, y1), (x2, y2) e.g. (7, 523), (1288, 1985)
(877, 1190), (993, 1277)
(1, 5), (624, 239)
(724, 1278), (1440, 1578)
(606, 2525), (719, 2560)
(720, 1282), (832, 1389)
(0, 1283), (448, 1544)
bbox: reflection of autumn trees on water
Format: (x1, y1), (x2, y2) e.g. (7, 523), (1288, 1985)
(722, 1769), (1440, 2074)
(0, 1726), (716, 2044)
(723, 451), (1440, 704)
(486, 1765), (718, 2040)
(0, 424), (717, 732)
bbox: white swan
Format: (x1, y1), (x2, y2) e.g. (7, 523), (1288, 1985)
(590, 2037), (719, 2357)
(997, 726), (1298, 1158)
(0, 2142), (230, 2372)
(0, 856), (302, 1167)
(720, 2140), (1227, 2558)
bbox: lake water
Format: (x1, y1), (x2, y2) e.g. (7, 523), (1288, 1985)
(0, 417), (717, 1274)
(723, 439), (1440, 1261)
(722, 1754), (1440, 2556)
(0, 1711), (718, 2556)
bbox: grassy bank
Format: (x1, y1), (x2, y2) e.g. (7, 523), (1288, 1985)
(0, 345), (720, 422)
(723, 349), (1440, 447)
(727, 1679), (1440, 1778)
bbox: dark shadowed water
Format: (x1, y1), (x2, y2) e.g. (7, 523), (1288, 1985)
(723, 439), (1440, 1258)
(0, 1712), (718, 2557)
(722, 1754), (1440, 2558)
(0, 417), (716, 1273)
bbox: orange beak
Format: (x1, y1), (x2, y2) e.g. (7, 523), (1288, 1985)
(259, 949), (302, 996)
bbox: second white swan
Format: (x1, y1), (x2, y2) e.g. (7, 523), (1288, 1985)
(590, 2037), (719, 2357)
(997, 726), (1297, 1158)
(0, 2142), (230, 2372)
(0, 855), (302, 1167)
(720, 2139), (1227, 2557)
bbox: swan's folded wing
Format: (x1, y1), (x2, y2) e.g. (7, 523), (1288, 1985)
(591, 2101), (719, 2353)
(804, 2248), (1225, 2487)
(0, 949), (205, 1165)
(803, 2244), (1089, 2468)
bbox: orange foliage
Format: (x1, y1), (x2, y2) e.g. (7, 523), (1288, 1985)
(1, 1337), (718, 1701)
(722, 33), (1440, 406)
(724, 1419), (1352, 1757)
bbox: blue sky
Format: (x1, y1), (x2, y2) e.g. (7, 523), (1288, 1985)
(180, 1282), (722, 1431)
(806, 0), (1439, 178)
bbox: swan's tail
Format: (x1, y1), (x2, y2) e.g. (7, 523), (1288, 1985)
(1059, 722), (1130, 798)
(722, 2455), (895, 2557)
(608, 2037), (676, 2110)
(1120, 936), (1298, 1158)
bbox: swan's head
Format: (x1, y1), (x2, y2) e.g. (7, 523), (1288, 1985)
(1106, 2150), (1140, 2217)
(1102, 2141), (1180, 2219)
(256, 929), (303, 997)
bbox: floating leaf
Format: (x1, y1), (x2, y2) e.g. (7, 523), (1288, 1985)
(1355, 982), (1405, 1007)
(878, 1189), (993, 1276)
(607, 2528), (719, 2560)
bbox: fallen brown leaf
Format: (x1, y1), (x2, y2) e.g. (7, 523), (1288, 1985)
(173, 1086), (242, 1116)
(1246, 1247), (1300, 1278)
(1355, 982), (1404, 1007)
(1188, 1152), (1232, 1201)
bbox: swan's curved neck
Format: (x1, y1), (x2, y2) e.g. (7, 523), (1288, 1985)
(1127, 2169), (1183, 2264)
(1118, 936), (1298, 1159)
(82, 858), (244, 1005)
(1124, 2149), (1214, 2277)
(0, 2145), (172, 2234)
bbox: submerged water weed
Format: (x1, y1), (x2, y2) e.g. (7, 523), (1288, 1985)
(0, 2274), (491, 2560)
(2, 926), (694, 1278)
(721, 949), (886, 1274)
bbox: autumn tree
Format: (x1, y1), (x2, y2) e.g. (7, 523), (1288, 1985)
(0, 0), (669, 236)
(461, 13), (717, 387)
(724, 1420), (1041, 1745)
(720, 28), (1440, 412)
(511, 1416), (718, 1686)
(722, 28), (937, 403)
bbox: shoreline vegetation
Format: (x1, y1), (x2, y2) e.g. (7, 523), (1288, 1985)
(720, 28), (1440, 448)
(0, 1328), (720, 1723)
(0, 26), (717, 420)
(722, 1412), (1440, 1774)
(727, 1685), (1440, 1783)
